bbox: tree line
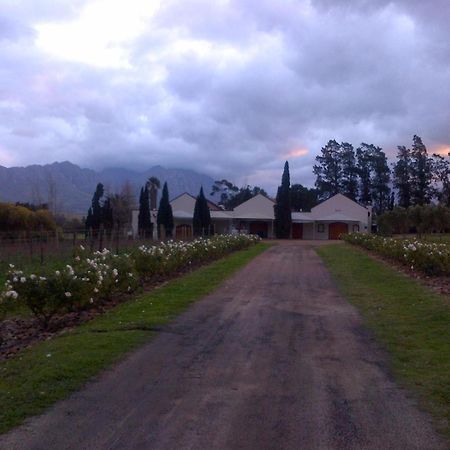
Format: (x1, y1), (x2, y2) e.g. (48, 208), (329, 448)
(313, 135), (450, 215)
(85, 179), (214, 239)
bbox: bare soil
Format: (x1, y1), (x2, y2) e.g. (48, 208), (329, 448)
(0, 242), (447, 449)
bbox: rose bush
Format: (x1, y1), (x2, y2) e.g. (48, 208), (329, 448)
(343, 233), (450, 276)
(1, 234), (260, 328)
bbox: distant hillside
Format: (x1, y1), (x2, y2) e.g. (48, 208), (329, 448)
(0, 162), (215, 214)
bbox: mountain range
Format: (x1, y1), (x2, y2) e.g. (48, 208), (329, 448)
(0, 162), (216, 214)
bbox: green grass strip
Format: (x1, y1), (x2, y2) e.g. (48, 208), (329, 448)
(317, 243), (450, 438)
(0, 243), (270, 434)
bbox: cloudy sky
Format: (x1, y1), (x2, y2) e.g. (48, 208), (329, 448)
(0, 0), (449, 190)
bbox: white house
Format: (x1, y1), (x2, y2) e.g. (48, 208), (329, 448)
(291, 193), (372, 240)
(131, 192), (371, 240)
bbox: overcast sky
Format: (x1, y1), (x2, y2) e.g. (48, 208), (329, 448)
(0, 0), (449, 191)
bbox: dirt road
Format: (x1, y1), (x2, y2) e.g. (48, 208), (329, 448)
(0, 242), (446, 450)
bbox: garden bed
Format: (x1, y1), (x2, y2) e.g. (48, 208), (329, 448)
(1, 235), (260, 359)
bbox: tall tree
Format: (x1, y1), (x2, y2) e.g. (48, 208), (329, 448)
(102, 197), (114, 236)
(432, 153), (450, 207)
(147, 176), (161, 210)
(211, 180), (267, 209)
(138, 184), (152, 237)
(193, 187), (211, 236)
(90, 183), (104, 232)
(313, 140), (342, 200)
(109, 182), (135, 232)
(370, 147), (391, 215)
(157, 182), (174, 238)
(410, 135), (433, 205)
(274, 161), (292, 238)
(393, 145), (412, 208)
(339, 142), (358, 200)
(290, 184), (319, 212)
(356, 143), (375, 205)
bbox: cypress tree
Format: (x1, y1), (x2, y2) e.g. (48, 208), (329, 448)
(90, 183), (104, 232)
(85, 207), (93, 235)
(193, 187), (211, 236)
(157, 182), (174, 238)
(138, 185), (152, 237)
(274, 161), (292, 238)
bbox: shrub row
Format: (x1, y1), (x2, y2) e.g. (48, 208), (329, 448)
(343, 233), (450, 276)
(1, 234), (260, 330)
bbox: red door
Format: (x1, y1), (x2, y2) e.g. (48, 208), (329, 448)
(292, 223), (303, 239)
(328, 222), (348, 240)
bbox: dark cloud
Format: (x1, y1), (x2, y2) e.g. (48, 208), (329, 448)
(0, 0), (449, 191)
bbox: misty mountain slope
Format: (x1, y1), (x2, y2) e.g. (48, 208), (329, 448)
(0, 162), (215, 214)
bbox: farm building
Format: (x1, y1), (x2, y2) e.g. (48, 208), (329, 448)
(131, 192), (371, 240)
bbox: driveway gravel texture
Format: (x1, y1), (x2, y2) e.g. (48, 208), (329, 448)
(0, 242), (447, 450)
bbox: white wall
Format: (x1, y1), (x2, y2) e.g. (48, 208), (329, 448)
(233, 194), (275, 219)
(171, 193), (196, 215)
(312, 194), (371, 232)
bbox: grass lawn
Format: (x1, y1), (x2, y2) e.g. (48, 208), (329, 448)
(0, 242), (270, 435)
(317, 243), (450, 438)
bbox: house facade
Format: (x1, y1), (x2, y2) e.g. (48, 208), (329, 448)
(131, 192), (371, 240)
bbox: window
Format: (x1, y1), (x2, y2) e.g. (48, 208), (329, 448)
(317, 224), (325, 233)
(353, 224), (360, 232)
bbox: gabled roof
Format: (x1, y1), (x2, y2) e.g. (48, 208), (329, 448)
(170, 191), (222, 211)
(311, 193), (368, 212)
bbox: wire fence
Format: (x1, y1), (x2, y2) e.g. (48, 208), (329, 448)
(0, 229), (157, 266)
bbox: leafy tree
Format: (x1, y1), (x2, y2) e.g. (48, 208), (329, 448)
(147, 176), (161, 210)
(193, 187), (211, 236)
(102, 197), (114, 236)
(157, 182), (174, 238)
(410, 135), (433, 205)
(432, 153), (450, 206)
(393, 145), (412, 208)
(211, 180), (267, 209)
(138, 184), (152, 237)
(370, 147), (391, 215)
(274, 161), (292, 238)
(313, 140), (342, 200)
(109, 182), (134, 232)
(356, 143), (375, 204)
(290, 184), (319, 212)
(210, 179), (239, 206)
(377, 207), (410, 235)
(340, 142), (358, 200)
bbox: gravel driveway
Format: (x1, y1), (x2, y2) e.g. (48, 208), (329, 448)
(0, 242), (446, 450)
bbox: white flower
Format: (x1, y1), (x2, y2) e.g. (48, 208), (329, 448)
(55, 270), (61, 276)
(75, 256), (80, 261)
(4, 290), (18, 299)
(80, 245), (85, 251)
(89, 298), (94, 304)
(93, 288), (99, 293)
(20, 277), (26, 283)
(65, 292), (72, 297)
(9, 263), (15, 268)
(112, 269), (118, 277)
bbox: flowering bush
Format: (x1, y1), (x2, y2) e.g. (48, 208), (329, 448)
(343, 233), (450, 276)
(1, 234), (260, 328)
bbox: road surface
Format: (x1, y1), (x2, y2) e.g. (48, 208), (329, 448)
(0, 242), (446, 450)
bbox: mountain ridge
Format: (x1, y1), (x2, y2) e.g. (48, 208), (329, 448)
(0, 161), (215, 214)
